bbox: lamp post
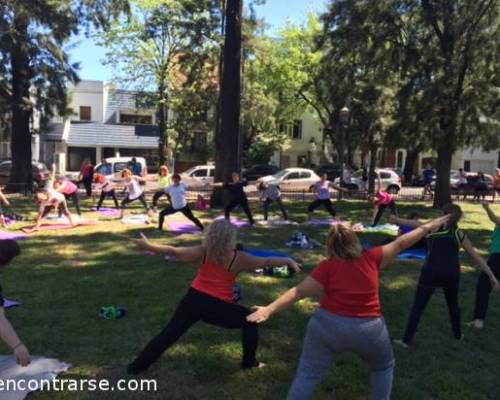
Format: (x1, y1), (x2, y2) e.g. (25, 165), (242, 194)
(338, 106), (349, 199)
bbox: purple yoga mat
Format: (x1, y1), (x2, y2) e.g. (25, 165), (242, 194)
(0, 230), (29, 240)
(91, 207), (120, 216)
(168, 221), (202, 235)
(4, 299), (21, 309)
(306, 219), (348, 226)
(214, 216), (250, 228)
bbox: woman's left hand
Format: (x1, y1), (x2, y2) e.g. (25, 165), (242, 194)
(247, 306), (271, 324)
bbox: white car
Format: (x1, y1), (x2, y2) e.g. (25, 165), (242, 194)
(94, 157), (148, 182)
(336, 168), (402, 193)
(258, 168), (321, 191)
(180, 165), (215, 187)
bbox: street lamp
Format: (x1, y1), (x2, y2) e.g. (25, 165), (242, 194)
(338, 106), (349, 199)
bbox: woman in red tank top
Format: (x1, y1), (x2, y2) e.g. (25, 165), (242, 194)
(128, 219), (300, 375)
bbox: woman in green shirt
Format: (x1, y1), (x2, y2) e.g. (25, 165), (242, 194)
(469, 202), (500, 329)
(152, 165), (172, 211)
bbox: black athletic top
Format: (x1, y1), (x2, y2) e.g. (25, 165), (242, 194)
(0, 284), (4, 307)
(419, 226), (465, 285)
(223, 181), (247, 201)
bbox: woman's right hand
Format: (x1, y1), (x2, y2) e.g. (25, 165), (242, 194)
(14, 344), (30, 367)
(424, 215), (451, 233)
(247, 306), (271, 324)
(132, 233), (153, 251)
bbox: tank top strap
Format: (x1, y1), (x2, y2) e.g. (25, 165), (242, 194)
(228, 250), (239, 271)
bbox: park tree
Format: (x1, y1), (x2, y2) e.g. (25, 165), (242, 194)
(100, 0), (221, 167)
(0, 0), (129, 192)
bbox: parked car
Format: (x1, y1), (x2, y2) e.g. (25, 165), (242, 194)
(180, 165), (215, 187)
(314, 164), (342, 181)
(385, 167), (405, 185)
(335, 168), (402, 193)
(258, 168), (321, 191)
(242, 164), (280, 181)
(94, 157), (148, 183)
(0, 160), (50, 190)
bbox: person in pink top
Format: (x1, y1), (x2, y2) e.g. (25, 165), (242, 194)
(54, 177), (81, 215)
(369, 189), (397, 227)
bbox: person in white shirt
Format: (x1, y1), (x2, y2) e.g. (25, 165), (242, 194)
(120, 169), (149, 219)
(308, 174), (346, 220)
(258, 182), (288, 221)
(158, 174), (204, 231)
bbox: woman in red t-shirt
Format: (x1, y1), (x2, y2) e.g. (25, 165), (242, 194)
(127, 219), (300, 375)
(248, 216), (449, 400)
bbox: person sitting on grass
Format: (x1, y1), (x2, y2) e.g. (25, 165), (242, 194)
(247, 216), (449, 400)
(468, 202), (500, 329)
(258, 182), (288, 221)
(0, 240), (30, 367)
(128, 219), (300, 375)
(212, 172), (255, 226)
(307, 173), (346, 220)
(0, 187), (12, 229)
(151, 165), (172, 212)
(393, 204), (500, 349)
(158, 174), (204, 232)
(119, 169), (150, 219)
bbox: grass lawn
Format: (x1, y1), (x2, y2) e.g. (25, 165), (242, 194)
(1, 198), (499, 399)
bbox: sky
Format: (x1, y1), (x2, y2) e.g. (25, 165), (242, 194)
(69, 0), (327, 82)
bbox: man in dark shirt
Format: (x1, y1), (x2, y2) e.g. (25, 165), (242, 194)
(213, 172), (255, 225)
(0, 240), (30, 366)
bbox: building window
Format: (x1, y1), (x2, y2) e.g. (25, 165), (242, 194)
(120, 114), (153, 125)
(279, 120), (303, 140)
(79, 106), (91, 121)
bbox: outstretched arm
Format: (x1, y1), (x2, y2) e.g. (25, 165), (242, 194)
(462, 235), (500, 290)
(0, 190), (10, 207)
(388, 215), (424, 228)
(329, 183), (348, 192)
(234, 252), (301, 274)
(0, 308), (30, 366)
(132, 234), (204, 264)
(247, 277), (323, 323)
(380, 215), (450, 268)
(482, 202), (500, 225)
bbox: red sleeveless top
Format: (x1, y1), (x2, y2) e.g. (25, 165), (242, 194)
(191, 251), (238, 303)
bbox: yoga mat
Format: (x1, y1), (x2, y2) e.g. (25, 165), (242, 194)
(399, 248), (427, 260)
(244, 248), (291, 258)
(354, 223), (399, 233)
(0, 230), (29, 240)
(121, 215), (150, 225)
(0, 355), (70, 400)
(91, 207), (120, 217)
(22, 219), (95, 233)
(306, 219), (349, 226)
(258, 219), (299, 227)
(168, 221), (202, 235)
(214, 216), (250, 228)
(3, 299), (21, 309)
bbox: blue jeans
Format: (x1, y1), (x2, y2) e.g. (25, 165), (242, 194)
(288, 308), (395, 400)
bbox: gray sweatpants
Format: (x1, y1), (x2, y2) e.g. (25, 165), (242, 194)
(288, 308), (395, 400)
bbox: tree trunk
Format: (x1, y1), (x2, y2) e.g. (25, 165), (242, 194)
(213, 0), (242, 206)
(9, 12), (33, 194)
(433, 143), (453, 208)
(157, 77), (168, 168)
(368, 142), (378, 195)
(404, 148), (419, 183)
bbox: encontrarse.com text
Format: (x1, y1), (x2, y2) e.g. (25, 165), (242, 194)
(0, 378), (157, 392)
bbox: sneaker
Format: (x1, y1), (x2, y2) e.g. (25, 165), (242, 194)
(466, 320), (484, 329)
(392, 339), (410, 349)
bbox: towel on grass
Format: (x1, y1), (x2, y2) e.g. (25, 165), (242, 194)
(121, 214), (150, 225)
(0, 355), (70, 400)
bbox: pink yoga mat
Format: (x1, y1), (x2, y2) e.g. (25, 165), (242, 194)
(0, 230), (29, 240)
(214, 216), (250, 228)
(22, 220), (95, 233)
(168, 221), (202, 235)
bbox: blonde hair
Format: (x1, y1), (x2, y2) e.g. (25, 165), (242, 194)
(203, 220), (237, 264)
(121, 168), (132, 178)
(326, 224), (363, 260)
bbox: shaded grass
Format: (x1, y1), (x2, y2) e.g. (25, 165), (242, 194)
(1, 198), (499, 399)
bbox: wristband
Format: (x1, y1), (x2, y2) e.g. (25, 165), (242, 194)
(12, 342), (23, 351)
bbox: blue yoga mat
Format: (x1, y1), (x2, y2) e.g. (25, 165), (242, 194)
(244, 248), (291, 258)
(398, 249), (427, 260)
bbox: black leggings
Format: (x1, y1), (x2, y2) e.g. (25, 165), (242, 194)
(473, 253), (500, 320)
(121, 194), (149, 211)
(158, 205), (204, 231)
(263, 198), (288, 221)
(81, 177), (93, 197)
(63, 192), (81, 215)
(307, 199), (336, 217)
(127, 288), (259, 374)
(224, 198), (254, 225)
(152, 191), (171, 208)
(97, 190), (119, 209)
(372, 201), (397, 226)
(403, 276), (461, 344)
